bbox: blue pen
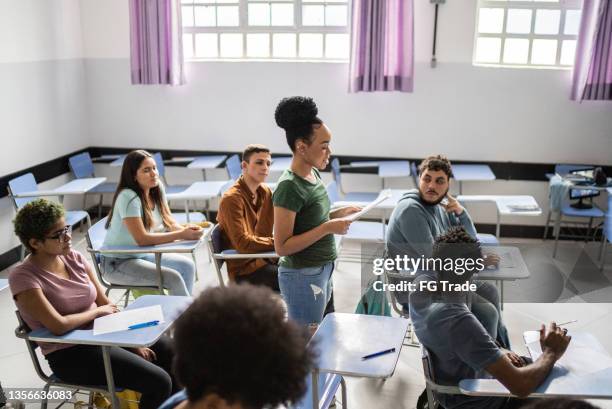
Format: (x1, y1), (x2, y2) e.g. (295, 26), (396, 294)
(362, 348), (396, 360)
(128, 320), (159, 330)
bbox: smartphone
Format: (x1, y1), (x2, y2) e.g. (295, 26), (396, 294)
(440, 196), (449, 206)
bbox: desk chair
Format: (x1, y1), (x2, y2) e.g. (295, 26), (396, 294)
(293, 372), (346, 409)
(86, 217), (164, 305)
(380, 270), (419, 347)
(553, 164), (594, 178)
(68, 152), (118, 219)
(599, 193), (612, 270)
(411, 161), (419, 187)
(477, 234), (499, 245)
(8, 173), (92, 261)
(544, 175), (604, 258)
(330, 159), (379, 203)
(206, 224), (278, 287)
(226, 154), (242, 180)
(153, 152), (190, 195)
(419, 346), (462, 409)
(14, 311), (116, 409)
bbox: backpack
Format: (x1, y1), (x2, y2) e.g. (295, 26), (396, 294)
(355, 278), (391, 316)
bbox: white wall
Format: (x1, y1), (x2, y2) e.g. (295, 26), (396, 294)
(0, 0), (88, 176)
(0, 0), (87, 255)
(79, 0), (612, 164)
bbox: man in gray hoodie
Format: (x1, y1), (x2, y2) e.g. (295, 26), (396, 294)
(385, 155), (509, 347)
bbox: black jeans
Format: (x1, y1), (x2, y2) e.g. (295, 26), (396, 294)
(235, 262), (280, 292)
(46, 336), (176, 409)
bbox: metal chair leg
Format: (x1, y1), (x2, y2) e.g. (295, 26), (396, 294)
(340, 377), (348, 409)
(600, 234), (607, 262)
(553, 213), (562, 258)
(41, 383), (50, 409)
(586, 217), (593, 242)
(543, 211), (552, 240)
(192, 252), (199, 281)
(98, 195), (104, 220)
(82, 195), (87, 216)
(124, 290), (130, 308)
(601, 240), (608, 271)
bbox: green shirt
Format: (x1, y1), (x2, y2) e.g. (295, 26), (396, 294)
(272, 168), (337, 269)
(103, 188), (165, 259)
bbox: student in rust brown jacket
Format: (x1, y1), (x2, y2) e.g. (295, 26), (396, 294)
(216, 145), (279, 291)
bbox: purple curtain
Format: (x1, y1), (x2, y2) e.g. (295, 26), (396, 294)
(571, 0), (612, 101)
(349, 0), (414, 93)
(129, 0), (185, 85)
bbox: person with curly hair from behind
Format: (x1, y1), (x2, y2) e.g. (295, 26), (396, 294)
(158, 284), (315, 409)
(272, 96), (360, 328)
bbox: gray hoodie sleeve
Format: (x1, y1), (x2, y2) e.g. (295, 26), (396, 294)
(456, 209), (477, 239)
(393, 205), (436, 258)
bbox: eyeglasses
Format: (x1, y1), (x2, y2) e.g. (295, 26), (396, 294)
(45, 225), (72, 242)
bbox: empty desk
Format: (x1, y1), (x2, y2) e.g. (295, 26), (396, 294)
(13, 177), (107, 204)
(458, 195), (542, 238)
(109, 155), (127, 167)
(187, 155), (228, 180)
(452, 165), (495, 194)
(309, 313), (409, 408)
(166, 180), (232, 220)
(475, 245), (531, 306)
(270, 156), (292, 173)
(351, 161), (411, 189)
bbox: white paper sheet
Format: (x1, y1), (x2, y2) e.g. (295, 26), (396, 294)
(527, 333), (612, 377)
(342, 190), (392, 222)
(507, 204), (541, 212)
(93, 305), (165, 336)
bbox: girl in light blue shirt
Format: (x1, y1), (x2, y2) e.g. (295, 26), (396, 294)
(102, 150), (203, 295)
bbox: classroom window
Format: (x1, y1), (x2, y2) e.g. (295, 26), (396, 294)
(182, 0), (350, 61)
(473, 0), (582, 69)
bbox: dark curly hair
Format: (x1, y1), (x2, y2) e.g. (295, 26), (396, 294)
(418, 155), (454, 180)
(432, 226), (482, 282)
(172, 284), (315, 408)
(13, 199), (65, 253)
(274, 96), (323, 152)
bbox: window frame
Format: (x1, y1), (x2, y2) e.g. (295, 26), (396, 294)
(473, 0), (583, 69)
(181, 0), (351, 62)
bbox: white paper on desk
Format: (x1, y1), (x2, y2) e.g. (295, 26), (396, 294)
(507, 204), (541, 212)
(527, 336), (612, 377)
(342, 190), (392, 222)
(93, 305), (165, 336)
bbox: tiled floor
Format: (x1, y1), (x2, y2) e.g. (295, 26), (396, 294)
(1, 233), (611, 409)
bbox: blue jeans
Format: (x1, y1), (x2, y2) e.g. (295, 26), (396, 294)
(102, 254), (195, 296)
(278, 262), (334, 326)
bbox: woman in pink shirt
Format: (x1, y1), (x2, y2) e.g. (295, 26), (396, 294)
(9, 199), (176, 409)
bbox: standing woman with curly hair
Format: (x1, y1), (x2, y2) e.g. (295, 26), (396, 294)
(272, 96), (360, 326)
(102, 150), (203, 296)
